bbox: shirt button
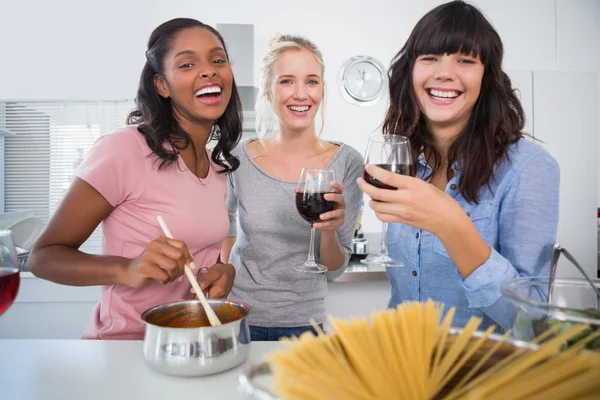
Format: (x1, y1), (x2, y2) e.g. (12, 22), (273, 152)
(450, 184), (457, 190)
(412, 271), (417, 277)
(416, 232), (420, 239)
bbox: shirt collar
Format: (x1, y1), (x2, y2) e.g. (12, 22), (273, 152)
(416, 150), (461, 173)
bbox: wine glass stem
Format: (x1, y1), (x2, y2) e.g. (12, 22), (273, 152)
(306, 226), (317, 264)
(378, 222), (389, 256)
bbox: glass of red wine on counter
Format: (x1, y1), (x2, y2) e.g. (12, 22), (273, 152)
(362, 134), (415, 267)
(295, 168), (336, 273)
(0, 230), (20, 317)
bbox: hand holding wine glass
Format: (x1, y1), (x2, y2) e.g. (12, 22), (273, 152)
(311, 181), (346, 232)
(0, 230), (21, 317)
(295, 168), (336, 273)
(359, 134), (415, 267)
(360, 163), (464, 236)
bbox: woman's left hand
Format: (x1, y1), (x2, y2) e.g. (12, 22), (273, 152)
(313, 181), (346, 232)
(357, 164), (463, 236)
(191, 263), (236, 299)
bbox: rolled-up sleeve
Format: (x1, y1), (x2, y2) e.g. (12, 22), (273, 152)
(461, 150), (560, 330)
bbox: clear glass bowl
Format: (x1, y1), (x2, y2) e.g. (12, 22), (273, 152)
(502, 276), (600, 350)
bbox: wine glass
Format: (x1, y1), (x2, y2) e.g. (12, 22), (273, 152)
(295, 168), (336, 273)
(361, 134), (414, 267)
(0, 230), (21, 317)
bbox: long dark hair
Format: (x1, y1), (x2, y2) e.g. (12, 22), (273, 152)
(127, 18), (242, 174)
(384, 1), (525, 203)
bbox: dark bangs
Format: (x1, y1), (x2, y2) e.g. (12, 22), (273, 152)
(384, 1), (523, 204)
(406, 1), (500, 64)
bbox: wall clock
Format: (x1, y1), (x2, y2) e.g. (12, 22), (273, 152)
(338, 56), (387, 106)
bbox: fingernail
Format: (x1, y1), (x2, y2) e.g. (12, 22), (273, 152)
(178, 276), (183, 282)
(190, 261), (198, 270)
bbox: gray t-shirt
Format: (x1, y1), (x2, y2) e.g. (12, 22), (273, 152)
(226, 138), (364, 327)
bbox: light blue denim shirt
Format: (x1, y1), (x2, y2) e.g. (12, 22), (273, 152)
(386, 138), (560, 331)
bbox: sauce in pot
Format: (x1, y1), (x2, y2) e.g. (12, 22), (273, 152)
(144, 301), (246, 328)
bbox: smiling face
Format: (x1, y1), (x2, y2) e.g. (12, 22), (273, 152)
(412, 52), (484, 136)
(154, 27), (233, 125)
(269, 48), (323, 134)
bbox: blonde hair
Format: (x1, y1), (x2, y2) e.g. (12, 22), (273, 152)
(255, 33), (326, 140)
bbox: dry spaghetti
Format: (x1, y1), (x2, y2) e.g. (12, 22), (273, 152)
(267, 300), (600, 400)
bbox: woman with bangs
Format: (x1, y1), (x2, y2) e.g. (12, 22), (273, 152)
(358, 1), (559, 331)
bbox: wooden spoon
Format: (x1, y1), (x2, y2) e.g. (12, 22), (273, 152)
(156, 216), (222, 326)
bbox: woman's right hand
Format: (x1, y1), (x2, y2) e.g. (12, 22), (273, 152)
(123, 236), (193, 288)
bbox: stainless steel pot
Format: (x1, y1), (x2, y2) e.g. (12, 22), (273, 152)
(141, 299), (251, 377)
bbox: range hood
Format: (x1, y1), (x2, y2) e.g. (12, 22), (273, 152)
(216, 23), (258, 134)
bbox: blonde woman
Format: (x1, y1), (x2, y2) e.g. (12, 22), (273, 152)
(222, 34), (363, 341)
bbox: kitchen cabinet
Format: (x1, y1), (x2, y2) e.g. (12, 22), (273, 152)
(533, 71), (598, 279)
(0, 270), (390, 339)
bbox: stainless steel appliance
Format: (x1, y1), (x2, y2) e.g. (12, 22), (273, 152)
(351, 203), (368, 260)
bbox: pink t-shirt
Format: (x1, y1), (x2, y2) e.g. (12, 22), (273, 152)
(76, 126), (229, 340)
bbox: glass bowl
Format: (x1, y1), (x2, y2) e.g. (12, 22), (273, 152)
(502, 276), (600, 350)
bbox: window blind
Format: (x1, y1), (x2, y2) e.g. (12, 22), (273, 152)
(3, 101), (134, 254)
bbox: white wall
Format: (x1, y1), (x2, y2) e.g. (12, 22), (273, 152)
(0, 137), (4, 212)
(0, 0), (598, 274)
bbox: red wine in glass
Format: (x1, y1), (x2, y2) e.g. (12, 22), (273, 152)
(361, 135), (414, 268)
(0, 230), (21, 317)
(363, 164), (416, 190)
(295, 191), (336, 225)
(294, 168), (336, 273)
(0, 268), (20, 316)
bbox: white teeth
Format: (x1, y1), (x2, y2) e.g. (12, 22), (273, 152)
(288, 105), (309, 112)
(194, 86), (222, 96)
(429, 89), (460, 98)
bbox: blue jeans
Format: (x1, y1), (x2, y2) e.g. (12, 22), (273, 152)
(249, 325), (324, 341)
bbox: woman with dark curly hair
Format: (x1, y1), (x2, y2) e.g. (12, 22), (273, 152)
(29, 18), (241, 339)
(358, 1), (560, 331)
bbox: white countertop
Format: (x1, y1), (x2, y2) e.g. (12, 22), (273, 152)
(0, 339), (278, 400)
(19, 260), (388, 283)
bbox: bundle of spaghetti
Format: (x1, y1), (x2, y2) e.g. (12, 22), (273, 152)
(266, 299), (600, 400)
